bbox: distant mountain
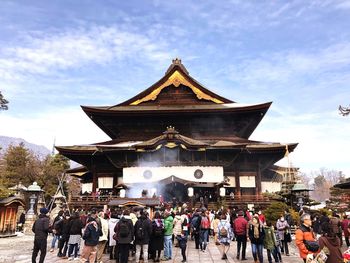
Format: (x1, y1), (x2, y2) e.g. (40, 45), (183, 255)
(0, 135), (51, 158)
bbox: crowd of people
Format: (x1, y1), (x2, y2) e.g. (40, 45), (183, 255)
(31, 205), (350, 263)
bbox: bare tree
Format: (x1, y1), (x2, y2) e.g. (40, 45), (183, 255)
(339, 105), (350, 116)
(0, 91), (9, 110)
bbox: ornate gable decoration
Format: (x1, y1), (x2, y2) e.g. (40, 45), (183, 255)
(130, 62), (225, 105)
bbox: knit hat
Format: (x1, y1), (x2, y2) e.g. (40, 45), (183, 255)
(40, 208), (49, 214)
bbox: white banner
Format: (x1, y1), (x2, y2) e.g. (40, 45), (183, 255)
(123, 166), (223, 184)
(81, 183), (92, 193)
(261, 182), (281, 193)
(239, 176), (256, 188)
(98, 177), (114, 189)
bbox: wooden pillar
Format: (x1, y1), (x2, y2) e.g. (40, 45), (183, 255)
(256, 162), (262, 197)
(92, 164), (97, 193)
(235, 170), (241, 197)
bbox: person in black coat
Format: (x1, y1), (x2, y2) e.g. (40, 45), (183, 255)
(67, 211), (83, 259)
(57, 212), (70, 258)
(114, 210), (134, 263)
(134, 210), (152, 263)
(150, 212), (164, 262)
(32, 207), (50, 263)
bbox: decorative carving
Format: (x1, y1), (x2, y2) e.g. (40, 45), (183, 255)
(143, 170), (152, 179)
(130, 70), (224, 105)
(194, 169), (203, 179)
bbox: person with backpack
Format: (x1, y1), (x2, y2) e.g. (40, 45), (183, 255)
(81, 216), (101, 263)
(199, 210), (210, 252)
(190, 209), (201, 249)
(218, 213), (233, 260)
(233, 210), (248, 260)
(57, 212), (71, 258)
(295, 213), (319, 263)
(162, 210), (174, 261)
(318, 221), (343, 263)
(134, 210), (152, 263)
(32, 207), (51, 263)
(150, 211), (164, 262)
(114, 209), (134, 263)
(248, 215), (265, 263)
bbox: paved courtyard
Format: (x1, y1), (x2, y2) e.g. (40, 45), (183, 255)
(0, 233), (306, 263)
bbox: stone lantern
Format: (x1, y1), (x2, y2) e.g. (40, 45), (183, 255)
(291, 182), (310, 211)
(24, 182), (44, 233)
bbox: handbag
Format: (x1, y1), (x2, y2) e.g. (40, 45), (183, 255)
(304, 240), (320, 252)
(284, 232), (292, 242)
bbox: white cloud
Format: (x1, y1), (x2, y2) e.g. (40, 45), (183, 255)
(251, 110), (350, 176)
(0, 26), (172, 81)
(0, 108), (109, 150)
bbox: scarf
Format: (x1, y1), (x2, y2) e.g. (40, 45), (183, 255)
(252, 221), (260, 239)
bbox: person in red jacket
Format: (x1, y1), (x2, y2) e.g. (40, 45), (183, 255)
(258, 210), (266, 225)
(233, 211), (248, 260)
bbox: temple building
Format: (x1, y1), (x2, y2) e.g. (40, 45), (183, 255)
(56, 59), (298, 208)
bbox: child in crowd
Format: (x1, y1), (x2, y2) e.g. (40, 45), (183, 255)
(176, 231), (188, 263)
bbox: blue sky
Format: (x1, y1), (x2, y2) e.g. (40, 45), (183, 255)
(0, 0), (350, 177)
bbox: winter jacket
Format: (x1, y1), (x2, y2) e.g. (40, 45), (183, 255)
(83, 221), (100, 246)
(248, 222), (265, 244)
(176, 234), (187, 249)
(276, 219), (290, 241)
(164, 215), (174, 236)
(329, 217), (341, 235)
(114, 216), (134, 244)
(295, 224), (317, 259)
(263, 226), (276, 250)
(56, 218), (70, 240)
(134, 215), (152, 245)
(233, 216), (248, 236)
(68, 217), (84, 235)
(98, 217), (109, 242)
(341, 219), (350, 237)
(108, 217), (119, 246)
(190, 214), (201, 234)
(318, 235), (343, 263)
(32, 214), (50, 240)
(173, 215), (183, 236)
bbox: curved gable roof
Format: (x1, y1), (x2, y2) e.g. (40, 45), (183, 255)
(116, 58), (233, 106)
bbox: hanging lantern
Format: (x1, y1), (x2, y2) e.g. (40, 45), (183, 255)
(219, 187), (226, 197)
(120, 189), (126, 198)
(188, 187), (194, 197)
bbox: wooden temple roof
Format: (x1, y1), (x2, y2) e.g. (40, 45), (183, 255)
(56, 127), (297, 154)
(80, 59), (271, 140)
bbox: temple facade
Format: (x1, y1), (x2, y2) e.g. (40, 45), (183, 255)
(56, 59), (298, 208)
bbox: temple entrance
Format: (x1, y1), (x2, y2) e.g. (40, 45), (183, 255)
(161, 182), (188, 203)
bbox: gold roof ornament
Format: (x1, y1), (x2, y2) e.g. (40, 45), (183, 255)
(130, 69), (224, 105)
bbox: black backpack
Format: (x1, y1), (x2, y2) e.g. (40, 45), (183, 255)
(136, 220), (145, 239)
(119, 219), (130, 238)
(153, 220), (164, 237)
